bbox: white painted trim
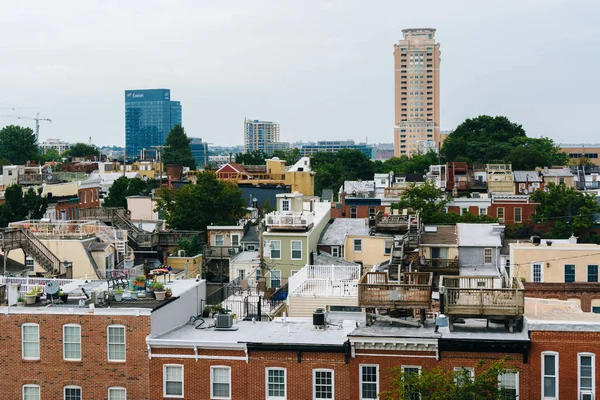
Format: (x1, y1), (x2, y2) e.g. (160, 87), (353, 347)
(265, 367), (287, 400)
(62, 323), (82, 361)
(359, 364), (379, 400)
(151, 353), (247, 361)
(313, 368), (334, 400)
(290, 240), (302, 260)
(21, 323), (40, 360)
(210, 365), (232, 400)
(107, 386), (127, 400)
(63, 385), (82, 400)
(498, 371), (519, 399)
(107, 324), (126, 362)
(578, 352), (595, 398)
(355, 352), (437, 359)
(163, 364), (184, 398)
(542, 351), (559, 399)
(22, 384), (40, 400)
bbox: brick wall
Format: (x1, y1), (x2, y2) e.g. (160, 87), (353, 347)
(0, 312), (150, 399)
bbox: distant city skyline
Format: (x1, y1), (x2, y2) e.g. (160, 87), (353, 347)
(1, 1), (599, 147)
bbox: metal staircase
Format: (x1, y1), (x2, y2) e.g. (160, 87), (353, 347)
(0, 229), (62, 275)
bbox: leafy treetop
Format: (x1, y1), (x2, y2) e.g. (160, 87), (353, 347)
(0, 125), (39, 165)
(64, 143), (99, 159)
(0, 185), (47, 227)
(103, 176), (157, 209)
(162, 125), (197, 170)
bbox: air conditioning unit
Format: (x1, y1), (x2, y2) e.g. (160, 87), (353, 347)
(177, 250), (186, 257)
(581, 391), (593, 400)
(215, 313), (233, 330)
(498, 218), (505, 224)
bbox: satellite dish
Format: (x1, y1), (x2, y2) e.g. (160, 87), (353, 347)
(45, 281), (59, 295)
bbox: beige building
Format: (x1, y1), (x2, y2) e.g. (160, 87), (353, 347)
(393, 28), (441, 157)
(344, 235), (391, 268)
(559, 143), (600, 166)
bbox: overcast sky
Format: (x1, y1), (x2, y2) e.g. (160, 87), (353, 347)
(1, 0), (598, 147)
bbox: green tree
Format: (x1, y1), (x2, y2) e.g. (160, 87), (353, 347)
(507, 137), (568, 170)
(377, 152), (440, 175)
(235, 150), (266, 165)
(0, 125), (39, 165)
(0, 185), (47, 227)
(155, 172), (245, 231)
(176, 235), (203, 256)
(103, 177), (157, 209)
(312, 149), (374, 197)
(380, 358), (519, 400)
(531, 182), (600, 238)
(272, 148), (301, 165)
(64, 142), (99, 159)
(42, 148), (62, 162)
(162, 125), (197, 169)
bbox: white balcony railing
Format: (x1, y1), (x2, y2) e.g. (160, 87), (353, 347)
(288, 265), (361, 298)
(265, 211), (314, 229)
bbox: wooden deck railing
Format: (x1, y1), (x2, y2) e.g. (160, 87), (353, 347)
(358, 272), (432, 309)
(441, 276), (524, 317)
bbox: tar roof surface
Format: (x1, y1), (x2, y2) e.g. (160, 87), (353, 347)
(420, 225), (457, 245)
(319, 218), (370, 246)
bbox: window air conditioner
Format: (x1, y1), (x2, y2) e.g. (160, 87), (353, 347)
(498, 218), (505, 223)
(215, 313), (233, 330)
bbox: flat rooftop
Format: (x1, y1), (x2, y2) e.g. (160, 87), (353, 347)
(525, 298), (600, 332)
(149, 317), (357, 348)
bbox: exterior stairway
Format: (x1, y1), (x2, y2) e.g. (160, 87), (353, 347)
(0, 229), (62, 275)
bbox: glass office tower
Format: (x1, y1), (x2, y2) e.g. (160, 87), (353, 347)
(125, 89), (182, 158)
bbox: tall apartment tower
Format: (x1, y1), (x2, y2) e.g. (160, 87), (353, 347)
(125, 89), (182, 158)
(393, 28), (441, 157)
(244, 118), (285, 155)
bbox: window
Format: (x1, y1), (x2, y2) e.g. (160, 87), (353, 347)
(593, 306), (600, 314)
(331, 247), (339, 258)
(350, 207), (357, 218)
(514, 207), (522, 223)
(270, 241), (281, 259)
(354, 239), (362, 252)
(588, 265), (598, 282)
(579, 353), (594, 399)
(384, 239), (392, 255)
(368, 207), (376, 217)
(479, 208), (487, 216)
(211, 366), (231, 399)
(564, 264), (575, 283)
(499, 372), (518, 399)
(22, 385), (40, 400)
(454, 367), (474, 386)
(256, 269), (261, 282)
(281, 199), (290, 212)
(25, 257), (34, 269)
(532, 263), (544, 283)
(108, 387), (127, 400)
(107, 325), (126, 361)
(291, 240), (302, 260)
(484, 248), (493, 264)
(271, 270), (281, 288)
(360, 365), (379, 400)
(22, 323), (40, 360)
(542, 352), (558, 399)
(215, 234), (224, 246)
(497, 207), (505, 220)
(402, 366), (420, 400)
(64, 386), (81, 400)
(313, 369), (334, 399)
(164, 364), (184, 398)
(231, 234), (239, 247)
(63, 324), (81, 361)
(266, 368), (286, 399)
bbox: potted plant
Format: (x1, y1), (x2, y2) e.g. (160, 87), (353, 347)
(16, 296), (24, 307)
(113, 287), (124, 302)
(165, 287), (172, 299)
(130, 290), (138, 299)
(33, 286), (43, 302)
(25, 291), (37, 305)
(133, 275), (147, 289)
(152, 282), (165, 300)
(59, 290), (69, 303)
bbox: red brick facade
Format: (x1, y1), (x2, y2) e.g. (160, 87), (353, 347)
(55, 185), (101, 220)
(0, 311), (151, 399)
(524, 282), (600, 312)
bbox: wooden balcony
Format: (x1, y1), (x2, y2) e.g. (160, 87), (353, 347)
(417, 258), (459, 274)
(358, 272), (432, 310)
(440, 276), (525, 332)
(203, 245), (243, 259)
(375, 213), (409, 231)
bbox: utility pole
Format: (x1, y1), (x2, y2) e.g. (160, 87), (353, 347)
(152, 145), (169, 186)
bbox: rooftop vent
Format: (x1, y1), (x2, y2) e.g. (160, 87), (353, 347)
(531, 236), (541, 246)
(215, 313), (236, 331)
(313, 309), (326, 329)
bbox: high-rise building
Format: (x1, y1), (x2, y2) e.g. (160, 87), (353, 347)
(393, 28), (441, 157)
(125, 89), (182, 158)
(190, 137), (209, 168)
(244, 118), (286, 155)
(298, 140), (375, 160)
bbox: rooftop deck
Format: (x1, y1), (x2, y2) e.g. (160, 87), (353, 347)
(288, 265), (360, 298)
(265, 211), (315, 231)
(440, 276), (524, 332)
(358, 272), (432, 310)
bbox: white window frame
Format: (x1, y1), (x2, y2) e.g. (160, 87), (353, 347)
(497, 207), (505, 220)
(63, 324), (81, 361)
(231, 234), (240, 247)
(401, 365), (421, 400)
(210, 365), (231, 399)
(454, 367), (474, 386)
(107, 325), (126, 362)
(350, 207), (357, 218)
(163, 364), (184, 398)
(479, 208), (487, 216)
(578, 352), (595, 399)
(22, 384), (40, 400)
(514, 207), (522, 223)
(484, 248), (493, 264)
(498, 371), (519, 399)
(331, 247), (339, 258)
(22, 323), (40, 360)
(313, 368), (334, 400)
(360, 364), (379, 400)
(291, 240), (302, 260)
(270, 270), (282, 288)
(542, 351), (558, 399)
(270, 240), (281, 260)
(215, 234), (224, 247)
(281, 199), (290, 212)
(354, 239), (362, 253)
(290, 270), (299, 276)
(265, 367), (286, 400)
(107, 387), (127, 400)
(532, 262), (544, 283)
(63, 385), (82, 400)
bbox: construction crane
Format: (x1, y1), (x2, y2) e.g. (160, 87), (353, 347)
(0, 109), (51, 142)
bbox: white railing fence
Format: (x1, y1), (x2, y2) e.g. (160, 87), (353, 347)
(288, 265), (360, 297)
